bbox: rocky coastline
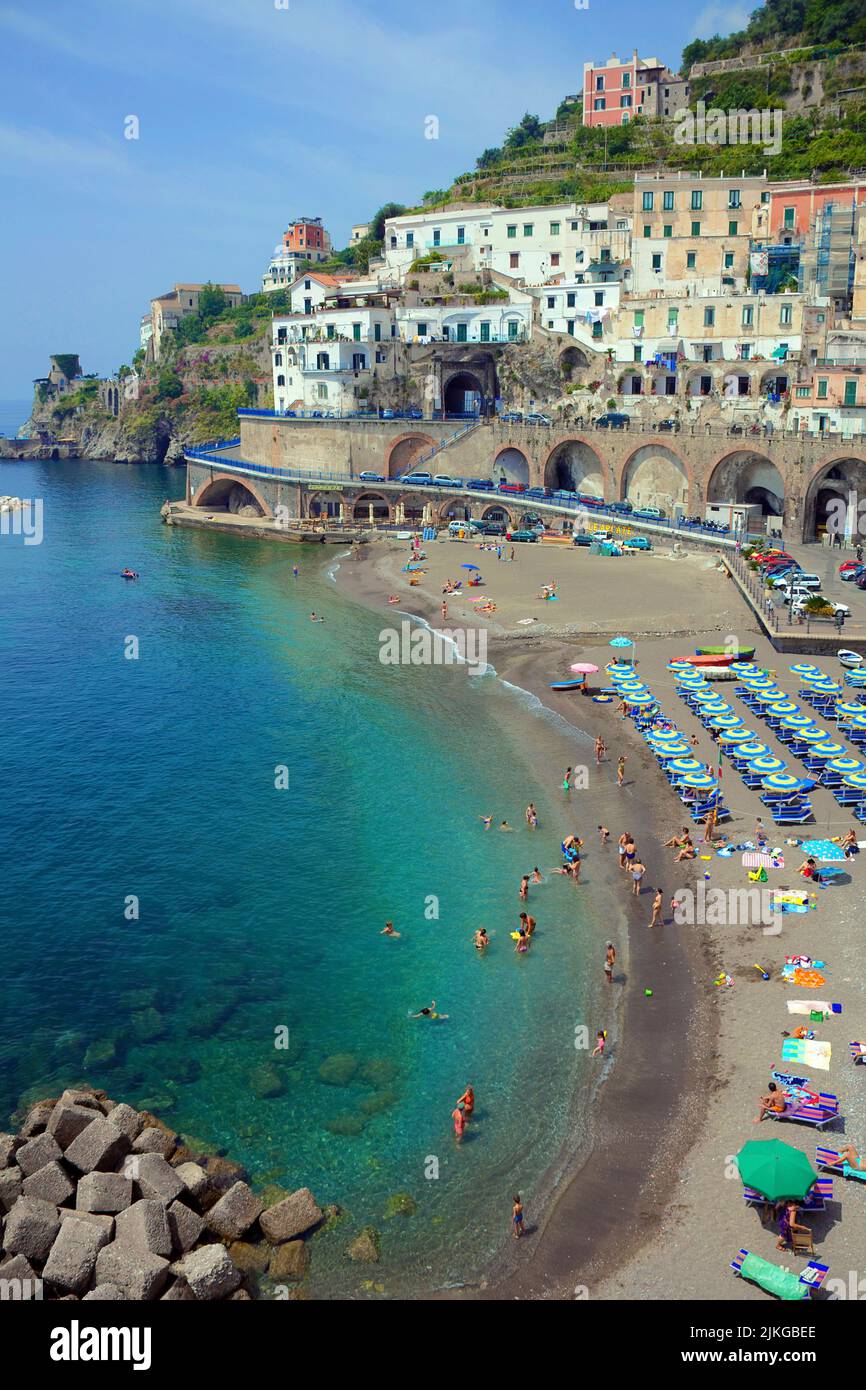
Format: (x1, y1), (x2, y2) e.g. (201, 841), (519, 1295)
(0, 1086), (335, 1301)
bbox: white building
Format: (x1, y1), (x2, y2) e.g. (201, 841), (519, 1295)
(272, 285), (400, 414)
(395, 299), (532, 345)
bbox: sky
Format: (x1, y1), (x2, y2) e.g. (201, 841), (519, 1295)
(0, 0), (749, 400)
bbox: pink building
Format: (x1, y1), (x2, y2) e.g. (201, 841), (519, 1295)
(582, 50), (689, 127)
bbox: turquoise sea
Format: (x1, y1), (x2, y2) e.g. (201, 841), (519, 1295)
(0, 458), (606, 1295)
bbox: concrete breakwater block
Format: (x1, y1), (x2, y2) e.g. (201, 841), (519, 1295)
(0, 1085), (326, 1300)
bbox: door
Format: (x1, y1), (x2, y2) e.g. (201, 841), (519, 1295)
(480, 321), (490, 342)
(457, 323), (468, 343)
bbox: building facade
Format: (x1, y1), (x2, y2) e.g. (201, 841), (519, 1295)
(582, 50), (689, 127)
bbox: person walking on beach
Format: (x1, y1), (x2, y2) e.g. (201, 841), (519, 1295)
(703, 806), (718, 844)
(591, 1030), (607, 1057)
(519, 874), (530, 900)
(595, 736), (606, 766)
(650, 888), (663, 928)
(563, 766), (573, 791)
(598, 824), (609, 846)
(617, 756), (627, 788)
(510, 545), (515, 561)
(630, 858), (646, 896)
(618, 831), (629, 869)
(442, 599), (448, 623)
(512, 1195), (524, 1238)
(605, 941), (616, 983)
(452, 1103), (466, 1142)
(622, 834), (636, 873)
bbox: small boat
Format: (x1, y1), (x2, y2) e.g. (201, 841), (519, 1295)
(838, 649), (864, 669)
(676, 653), (736, 667)
(697, 645), (755, 660)
(549, 679), (585, 691)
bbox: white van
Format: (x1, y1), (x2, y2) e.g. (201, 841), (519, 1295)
(773, 572), (820, 592)
(448, 519), (471, 536)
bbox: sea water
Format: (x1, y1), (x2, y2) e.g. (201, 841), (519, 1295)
(0, 458), (603, 1295)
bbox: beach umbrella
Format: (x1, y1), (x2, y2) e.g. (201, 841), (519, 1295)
(736, 1139), (817, 1203)
(607, 663), (633, 675)
(763, 700), (800, 716)
(667, 660), (694, 670)
(779, 714), (816, 729)
(746, 754), (787, 774)
(690, 688), (722, 703)
(653, 742), (693, 759)
(807, 741), (847, 759)
(679, 771), (718, 789)
(836, 702), (866, 717)
(621, 691), (654, 706)
(739, 675), (775, 687)
(735, 741), (770, 758)
(790, 664), (824, 678)
(845, 714), (866, 730)
(804, 679), (842, 694)
(609, 637), (634, 665)
(762, 772), (811, 793)
(801, 838), (848, 860)
(843, 770), (866, 790)
(570, 663), (599, 674)
(709, 714), (743, 729)
(667, 757), (706, 774)
(647, 729), (684, 743)
(717, 728), (756, 744)
(827, 757), (866, 775)
(460, 563), (480, 571)
(753, 688), (785, 703)
(794, 728), (830, 745)
(731, 662), (762, 673)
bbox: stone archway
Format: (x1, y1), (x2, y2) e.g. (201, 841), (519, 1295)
(706, 451), (785, 518)
(559, 345), (590, 382)
(308, 490), (343, 520)
(803, 456), (866, 541)
(386, 433), (435, 479)
(481, 503), (515, 526)
(395, 492), (427, 522)
(352, 491), (391, 522)
(543, 437), (607, 497)
(492, 446), (530, 485)
(443, 371), (484, 416)
(621, 444), (691, 514)
(193, 474), (271, 517)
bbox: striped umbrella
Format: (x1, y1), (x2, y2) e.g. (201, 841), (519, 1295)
(762, 772), (811, 793)
(731, 662), (762, 674)
(804, 679), (843, 694)
(718, 728), (757, 744)
(844, 714), (866, 729)
(779, 714), (816, 729)
(795, 727), (830, 743)
(702, 700), (735, 713)
(836, 702), (866, 717)
(679, 771), (719, 789)
(843, 770), (866, 790)
(806, 741), (847, 760)
(667, 757), (706, 774)
(790, 664), (824, 678)
(763, 700), (800, 716)
(746, 754), (787, 774)
(735, 741), (771, 758)
(827, 757), (866, 775)
(607, 663), (635, 677)
(647, 728), (683, 741)
(739, 675), (775, 687)
(617, 681), (647, 693)
(753, 688), (785, 703)
(653, 742), (693, 758)
(675, 673), (708, 687)
(667, 660), (695, 670)
(707, 714), (743, 729)
(691, 689), (723, 703)
(622, 692), (655, 706)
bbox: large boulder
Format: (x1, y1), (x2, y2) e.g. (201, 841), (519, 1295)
(15, 1132), (62, 1177)
(167, 1200), (204, 1255)
(64, 1118), (130, 1174)
(130, 1153), (184, 1205)
(3, 1197), (61, 1263)
(259, 1189), (323, 1244)
(47, 1104), (98, 1148)
(0, 1134), (21, 1168)
(132, 1127), (176, 1159)
(0, 1168), (23, 1214)
(173, 1162), (208, 1202)
(206, 1182), (264, 1241)
(76, 1171), (133, 1215)
(114, 1200), (172, 1258)
(175, 1244), (241, 1300)
(94, 1239), (170, 1301)
(105, 1104), (145, 1142)
(269, 1240), (309, 1283)
(42, 1216), (109, 1295)
(346, 1227), (381, 1263)
(22, 1160), (75, 1206)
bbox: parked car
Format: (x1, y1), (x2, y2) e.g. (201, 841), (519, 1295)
(792, 596), (850, 618)
(572, 531), (593, 547)
(857, 572), (866, 590)
(634, 506), (666, 520)
(506, 529), (539, 542)
(432, 474), (463, 487)
(470, 519), (505, 536)
(623, 536), (652, 550)
(447, 519), (472, 535)
(653, 418), (681, 433)
(594, 412), (630, 429)
(553, 489), (578, 503)
(772, 572), (820, 591)
(407, 409), (423, 420)
(398, 471), (433, 484)
(839, 562), (866, 581)
(609, 501), (634, 515)
(577, 492), (605, 508)
(499, 410), (523, 424)
(498, 481), (528, 494)
(763, 563), (800, 581)
(466, 478), (495, 490)
(524, 412), (551, 426)
(358, 471), (385, 482)
(526, 487), (552, 499)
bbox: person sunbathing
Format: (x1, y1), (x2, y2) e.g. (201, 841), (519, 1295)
(664, 827), (690, 848)
(826, 1144), (864, 1171)
(754, 1082), (787, 1123)
(798, 857), (818, 880)
(675, 835), (696, 862)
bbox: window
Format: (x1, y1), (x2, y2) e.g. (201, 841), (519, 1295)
(566, 292), (576, 307)
(740, 344), (751, 360)
(510, 252), (519, 268)
(663, 190), (674, 211)
(761, 191), (770, 203)
(643, 224), (651, 238)
(724, 252), (734, 268)
(507, 224), (517, 239)
(691, 190), (702, 211)
(634, 310), (645, 327)
(691, 221), (701, 237)
(304, 299), (312, 315)
(742, 305), (753, 326)
(480, 321), (490, 342)
(417, 322), (428, 336)
(783, 207), (796, 229)
(433, 229), (441, 246)
(523, 223), (534, 237)
(547, 320), (554, 329)
(353, 322), (362, 340)
(551, 252), (560, 267)
(592, 321), (603, 339)
(276, 374), (285, 386)
(456, 323), (468, 343)
(566, 320), (575, 335)
(327, 324), (335, 339)
(621, 94), (632, 108)
(457, 227), (465, 244)
(634, 346), (642, 362)
(817, 379), (828, 399)
(507, 320), (519, 340)
(623, 72), (631, 89)
(406, 232), (414, 248)
(795, 386), (810, 398)
(390, 236), (397, 249)
(274, 352), (282, 366)
(663, 224), (672, 238)
(550, 221), (561, 236)
(317, 384), (328, 400)
(547, 296), (556, 309)
(304, 279), (311, 290)
(668, 309), (678, 331)
(596, 74), (605, 90)
(594, 291), (604, 306)
(642, 191), (654, 211)
(728, 221), (738, 237)
(374, 322), (382, 342)
(728, 190), (741, 209)
(652, 253), (662, 269)
(704, 307), (715, 327)
(780, 304), (792, 326)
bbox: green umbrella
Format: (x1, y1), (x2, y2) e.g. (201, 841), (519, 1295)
(736, 1138), (817, 1202)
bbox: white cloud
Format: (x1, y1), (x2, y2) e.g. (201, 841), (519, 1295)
(0, 123), (131, 176)
(690, 3), (752, 38)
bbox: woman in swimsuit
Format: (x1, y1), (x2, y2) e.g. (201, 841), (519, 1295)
(473, 928), (489, 951)
(827, 1144), (864, 1171)
(457, 1086), (474, 1119)
(630, 859), (645, 896)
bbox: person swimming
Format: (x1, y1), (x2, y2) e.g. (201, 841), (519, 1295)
(412, 1000), (449, 1020)
(381, 921), (401, 938)
(473, 928), (489, 951)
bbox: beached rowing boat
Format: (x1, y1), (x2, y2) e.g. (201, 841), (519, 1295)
(697, 645), (755, 660)
(676, 653), (736, 667)
(549, 679), (585, 691)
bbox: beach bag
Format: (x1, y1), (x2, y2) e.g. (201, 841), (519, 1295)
(748, 867), (768, 883)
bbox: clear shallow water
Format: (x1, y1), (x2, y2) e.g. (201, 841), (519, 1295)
(0, 458), (602, 1295)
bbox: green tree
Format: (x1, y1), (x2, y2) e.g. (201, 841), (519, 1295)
(369, 202), (407, 239)
(156, 366), (183, 401)
(477, 147), (502, 169)
(504, 113), (543, 151)
(197, 283), (228, 319)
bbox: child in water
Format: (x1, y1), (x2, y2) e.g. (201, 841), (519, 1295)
(592, 1030), (607, 1057)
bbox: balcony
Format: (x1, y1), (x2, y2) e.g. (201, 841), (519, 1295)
(423, 238), (472, 251)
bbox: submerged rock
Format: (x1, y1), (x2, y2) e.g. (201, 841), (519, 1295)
(130, 1008), (165, 1043)
(358, 1058), (398, 1088)
(84, 1038), (117, 1070)
(358, 1089), (398, 1117)
(346, 1226), (381, 1263)
(324, 1113), (367, 1137)
(382, 1192), (417, 1221)
(316, 1053), (359, 1087)
(249, 1063), (284, 1099)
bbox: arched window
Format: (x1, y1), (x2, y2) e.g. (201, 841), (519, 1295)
(274, 352), (282, 366)
(277, 374), (285, 387)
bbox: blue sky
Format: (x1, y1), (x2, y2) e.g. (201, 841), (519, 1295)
(0, 0), (749, 400)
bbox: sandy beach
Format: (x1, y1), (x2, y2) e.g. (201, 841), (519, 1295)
(336, 531), (866, 1301)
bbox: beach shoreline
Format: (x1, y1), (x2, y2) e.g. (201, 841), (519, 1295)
(332, 537), (720, 1300)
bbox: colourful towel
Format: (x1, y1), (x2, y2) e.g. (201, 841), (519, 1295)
(782, 1039), (832, 1071)
(787, 1000), (841, 1017)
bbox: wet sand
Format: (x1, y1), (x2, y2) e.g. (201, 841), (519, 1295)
(334, 534), (866, 1302)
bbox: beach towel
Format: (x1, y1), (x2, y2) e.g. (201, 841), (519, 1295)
(781, 1039), (832, 1071)
(742, 851), (781, 869)
(787, 1001), (841, 1017)
(782, 968), (826, 988)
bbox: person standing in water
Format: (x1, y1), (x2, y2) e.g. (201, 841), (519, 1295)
(617, 756), (627, 788)
(452, 1103), (466, 1142)
(605, 942), (616, 983)
(519, 874), (530, 900)
(563, 767), (573, 791)
(598, 825), (610, 846)
(457, 1085), (474, 1120)
(525, 803), (538, 829)
(512, 1195), (524, 1238)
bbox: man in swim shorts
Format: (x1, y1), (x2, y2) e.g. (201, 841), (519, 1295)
(604, 942), (616, 983)
(512, 1195), (524, 1238)
(754, 1082), (787, 1123)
